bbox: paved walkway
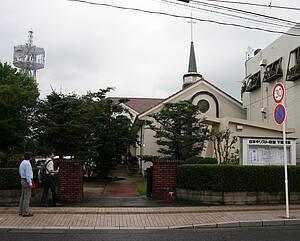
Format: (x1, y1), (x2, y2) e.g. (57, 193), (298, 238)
(1, 205), (300, 230)
(102, 165), (138, 197)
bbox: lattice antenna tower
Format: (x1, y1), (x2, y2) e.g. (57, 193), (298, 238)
(13, 30), (45, 78)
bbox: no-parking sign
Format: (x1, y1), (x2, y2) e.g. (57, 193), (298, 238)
(274, 103), (286, 125)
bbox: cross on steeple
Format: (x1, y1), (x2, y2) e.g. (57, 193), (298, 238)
(187, 13), (196, 42)
(182, 13), (202, 89)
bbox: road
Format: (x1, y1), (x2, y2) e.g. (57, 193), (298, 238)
(1, 226), (300, 241)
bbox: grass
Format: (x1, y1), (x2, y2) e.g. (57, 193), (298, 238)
(134, 178), (147, 196)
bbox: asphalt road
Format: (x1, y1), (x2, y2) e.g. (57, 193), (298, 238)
(1, 226), (300, 241)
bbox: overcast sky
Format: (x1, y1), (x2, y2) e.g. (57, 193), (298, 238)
(0, 0), (299, 100)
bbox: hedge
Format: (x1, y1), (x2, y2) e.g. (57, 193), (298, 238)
(184, 156), (217, 164)
(177, 165), (300, 192)
(0, 168), (39, 190)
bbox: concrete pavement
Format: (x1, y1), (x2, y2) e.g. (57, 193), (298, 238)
(1, 205), (300, 230)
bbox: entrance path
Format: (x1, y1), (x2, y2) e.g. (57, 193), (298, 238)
(102, 165), (138, 197)
(80, 165), (153, 206)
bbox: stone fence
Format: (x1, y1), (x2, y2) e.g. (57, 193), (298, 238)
(176, 188), (300, 205)
(0, 189), (42, 206)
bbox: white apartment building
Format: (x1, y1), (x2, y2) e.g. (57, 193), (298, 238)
(242, 25), (300, 162)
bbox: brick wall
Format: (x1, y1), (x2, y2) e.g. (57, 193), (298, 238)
(57, 159), (83, 203)
(152, 160), (184, 200)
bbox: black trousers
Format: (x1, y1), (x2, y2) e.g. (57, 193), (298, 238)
(40, 175), (58, 204)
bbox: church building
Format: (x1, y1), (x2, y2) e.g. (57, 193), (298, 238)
(112, 30), (298, 169)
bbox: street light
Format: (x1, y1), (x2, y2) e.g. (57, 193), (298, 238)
(177, 0), (190, 2)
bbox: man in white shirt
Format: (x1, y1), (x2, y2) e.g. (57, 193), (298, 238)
(40, 152), (61, 206)
(19, 152), (33, 217)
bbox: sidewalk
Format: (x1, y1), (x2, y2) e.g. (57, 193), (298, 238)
(1, 205), (300, 230)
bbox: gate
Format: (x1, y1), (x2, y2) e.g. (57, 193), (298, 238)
(146, 166), (153, 198)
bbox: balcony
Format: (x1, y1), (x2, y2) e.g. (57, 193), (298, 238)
(287, 61), (300, 81)
(263, 58), (283, 82)
(263, 68), (283, 82)
(246, 74), (261, 92)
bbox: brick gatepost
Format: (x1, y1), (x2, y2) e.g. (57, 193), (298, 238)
(152, 160), (184, 200)
(57, 159), (83, 203)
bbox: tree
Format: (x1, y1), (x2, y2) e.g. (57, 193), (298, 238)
(35, 88), (137, 177)
(209, 128), (238, 164)
(147, 101), (209, 160)
(81, 89), (137, 177)
(35, 91), (88, 158)
(0, 62), (39, 162)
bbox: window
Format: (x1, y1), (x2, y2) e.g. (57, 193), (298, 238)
(287, 46), (300, 81)
(294, 46), (300, 62)
(198, 99), (210, 113)
(263, 58), (283, 82)
(246, 71), (261, 91)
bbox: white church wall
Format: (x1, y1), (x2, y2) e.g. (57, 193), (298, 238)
(188, 81), (246, 119)
(143, 126), (160, 156)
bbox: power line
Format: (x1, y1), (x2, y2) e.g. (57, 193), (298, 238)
(191, 0), (298, 25)
(159, 0), (300, 30)
(199, 0), (300, 11)
(66, 0), (300, 36)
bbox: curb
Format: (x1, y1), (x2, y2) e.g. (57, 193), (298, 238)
(1, 206), (300, 215)
(1, 219), (300, 231)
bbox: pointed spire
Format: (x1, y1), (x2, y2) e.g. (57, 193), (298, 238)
(182, 41), (202, 89)
(182, 14), (202, 89)
(188, 41), (197, 73)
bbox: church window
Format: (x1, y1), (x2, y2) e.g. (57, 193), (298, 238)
(198, 99), (210, 113)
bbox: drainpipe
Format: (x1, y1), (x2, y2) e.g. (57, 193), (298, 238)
(259, 58), (267, 122)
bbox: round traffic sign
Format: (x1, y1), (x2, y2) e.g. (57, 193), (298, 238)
(273, 83), (285, 103)
(274, 104), (286, 125)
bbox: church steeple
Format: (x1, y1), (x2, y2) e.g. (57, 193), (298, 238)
(183, 41), (202, 89)
(188, 41), (197, 73)
(183, 14), (202, 89)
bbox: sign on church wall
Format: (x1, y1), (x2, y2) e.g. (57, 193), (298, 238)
(241, 137), (296, 165)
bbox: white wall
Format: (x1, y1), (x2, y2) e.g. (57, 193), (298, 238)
(138, 80), (246, 157)
(243, 31), (300, 161)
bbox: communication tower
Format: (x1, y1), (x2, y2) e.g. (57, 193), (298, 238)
(13, 30), (45, 78)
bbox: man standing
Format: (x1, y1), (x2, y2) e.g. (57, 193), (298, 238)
(40, 152), (61, 206)
(19, 152), (33, 217)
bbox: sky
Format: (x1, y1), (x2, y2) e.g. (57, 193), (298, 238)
(0, 0), (299, 100)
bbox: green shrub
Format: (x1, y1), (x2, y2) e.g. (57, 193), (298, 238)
(177, 165), (300, 192)
(184, 156), (217, 164)
(138, 155), (158, 162)
(0, 153), (23, 168)
(7, 154), (23, 167)
(0, 168), (39, 190)
(0, 168), (20, 189)
(128, 156), (139, 165)
(0, 152), (7, 168)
